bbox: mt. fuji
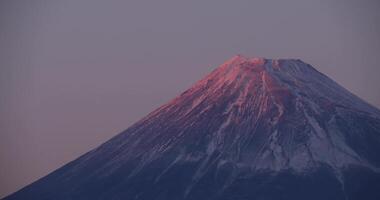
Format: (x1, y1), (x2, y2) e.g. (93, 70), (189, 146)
(5, 55), (380, 200)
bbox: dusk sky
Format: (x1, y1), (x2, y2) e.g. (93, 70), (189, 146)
(1, 0), (380, 198)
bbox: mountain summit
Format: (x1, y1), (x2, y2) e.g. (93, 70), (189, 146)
(5, 56), (380, 200)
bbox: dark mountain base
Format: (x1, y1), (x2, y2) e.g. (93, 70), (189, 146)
(5, 159), (380, 200)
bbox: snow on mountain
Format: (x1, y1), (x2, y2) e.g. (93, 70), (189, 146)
(4, 55), (380, 200)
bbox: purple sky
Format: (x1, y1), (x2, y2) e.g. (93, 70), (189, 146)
(1, 0), (380, 198)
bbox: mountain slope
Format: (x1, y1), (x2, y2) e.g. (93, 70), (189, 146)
(5, 55), (380, 200)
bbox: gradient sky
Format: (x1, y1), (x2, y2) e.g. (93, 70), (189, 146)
(1, 0), (380, 198)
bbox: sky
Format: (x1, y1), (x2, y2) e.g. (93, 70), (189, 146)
(1, 0), (380, 198)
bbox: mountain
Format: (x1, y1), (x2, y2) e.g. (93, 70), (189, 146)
(4, 55), (380, 200)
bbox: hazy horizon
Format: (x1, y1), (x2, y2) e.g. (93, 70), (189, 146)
(1, 0), (380, 198)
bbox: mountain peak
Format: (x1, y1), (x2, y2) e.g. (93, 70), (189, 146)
(226, 54), (268, 66)
(219, 55), (311, 75)
(228, 54), (305, 63)
(184, 55), (378, 118)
